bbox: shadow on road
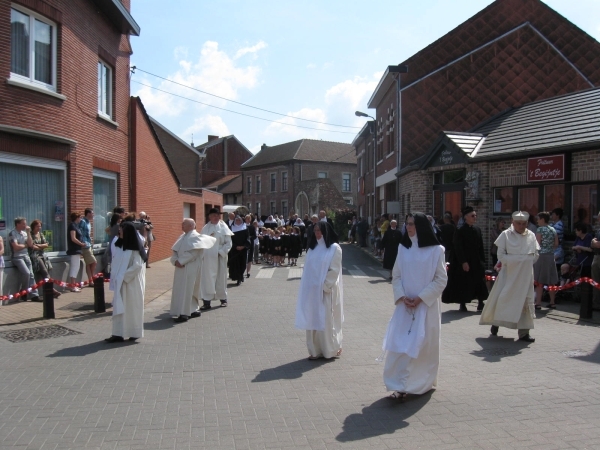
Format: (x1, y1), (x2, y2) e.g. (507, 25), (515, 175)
(144, 313), (177, 331)
(470, 336), (531, 362)
(46, 339), (136, 357)
(252, 357), (334, 382)
(336, 391), (433, 442)
(441, 309), (480, 324)
(368, 279), (390, 285)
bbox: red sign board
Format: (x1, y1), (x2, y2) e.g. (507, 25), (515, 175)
(527, 155), (565, 182)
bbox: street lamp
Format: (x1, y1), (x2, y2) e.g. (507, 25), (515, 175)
(355, 110), (376, 223)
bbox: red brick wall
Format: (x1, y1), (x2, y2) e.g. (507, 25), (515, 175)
(131, 99), (223, 263)
(200, 137), (252, 186)
(0, 0), (132, 212)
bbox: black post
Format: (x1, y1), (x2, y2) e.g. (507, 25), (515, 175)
(94, 276), (106, 313)
(43, 281), (55, 319)
(579, 282), (593, 319)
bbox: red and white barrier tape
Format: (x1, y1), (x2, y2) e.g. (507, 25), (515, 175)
(485, 274), (600, 291)
(0, 273), (108, 302)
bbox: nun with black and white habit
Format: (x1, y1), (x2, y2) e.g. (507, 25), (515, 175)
(106, 222), (148, 343)
(295, 221), (343, 360)
(382, 212), (447, 399)
(228, 216), (250, 286)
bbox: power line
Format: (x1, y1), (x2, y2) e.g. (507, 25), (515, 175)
(131, 80), (357, 135)
(131, 66), (361, 129)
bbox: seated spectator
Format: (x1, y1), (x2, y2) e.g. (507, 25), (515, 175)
(560, 222), (593, 285)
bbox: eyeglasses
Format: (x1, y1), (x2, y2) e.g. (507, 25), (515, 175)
(405, 222), (415, 226)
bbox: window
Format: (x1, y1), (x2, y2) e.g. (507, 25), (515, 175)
(359, 156), (364, 176)
(255, 175), (261, 194)
(544, 184), (564, 212)
(256, 202), (261, 217)
(247, 202), (251, 211)
(270, 173), (276, 192)
(98, 61), (112, 118)
(518, 187), (539, 217)
(318, 171), (327, 179)
(0, 152), (67, 253)
(282, 200), (288, 217)
(342, 173), (351, 192)
(494, 187), (514, 214)
(10, 6), (56, 89)
(281, 172), (288, 192)
(377, 141), (383, 162)
(572, 184), (597, 226)
(270, 201), (276, 215)
(93, 169), (117, 245)
(344, 197), (353, 205)
(246, 176), (252, 194)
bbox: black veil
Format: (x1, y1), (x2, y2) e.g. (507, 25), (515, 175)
(116, 222), (148, 262)
(307, 221), (339, 250)
(400, 212), (440, 249)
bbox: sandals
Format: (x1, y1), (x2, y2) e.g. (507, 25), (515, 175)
(548, 304), (557, 309)
(388, 391), (407, 400)
(308, 355), (322, 360)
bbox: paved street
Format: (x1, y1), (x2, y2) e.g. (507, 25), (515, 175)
(1, 244), (600, 450)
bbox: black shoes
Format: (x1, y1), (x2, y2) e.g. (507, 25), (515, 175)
(236, 280), (241, 286)
(190, 311), (201, 318)
(519, 334), (535, 343)
(105, 335), (125, 343)
(174, 315), (189, 323)
(490, 325), (499, 336)
(200, 301), (212, 310)
(477, 301), (484, 311)
(30, 296), (42, 302)
(459, 303), (468, 312)
(220, 300), (228, 307)
(246, 273), (250, 278)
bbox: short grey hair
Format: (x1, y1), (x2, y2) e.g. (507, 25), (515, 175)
(14, 217), (26, 226)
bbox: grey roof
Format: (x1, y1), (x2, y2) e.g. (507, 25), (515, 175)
(241, 139), (355, 169)
(471, 87), (600, 159)
(444, 132), (485, 157)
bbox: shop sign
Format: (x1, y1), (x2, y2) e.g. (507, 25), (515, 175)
(527, 155), (565, 182)
(430, 145), (466, 168)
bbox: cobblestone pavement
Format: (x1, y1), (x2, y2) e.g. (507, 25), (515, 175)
(0, 244), (599, 449)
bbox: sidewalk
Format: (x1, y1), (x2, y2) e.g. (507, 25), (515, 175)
(0, 259), (175, 326)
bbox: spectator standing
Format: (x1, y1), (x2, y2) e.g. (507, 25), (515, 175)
(67, 212), (85, 292)
(591, 212), (600, 311)
(357, 217), (368, 248)
(381, 220), (403, 277)
(79, 208), (97, 285)
(550, 208), (565, 266)
(9, 217), (40, 302)
(480, 211), (539, 342)
(533, 212), (558, 309)
(139, 212), (154, 268)
(0, 236), (4, 297)
(439, 213), (456, 263)
(29, 220), (60, 298)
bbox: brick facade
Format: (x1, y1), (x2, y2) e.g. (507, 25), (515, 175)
(198, 136), (253, 187)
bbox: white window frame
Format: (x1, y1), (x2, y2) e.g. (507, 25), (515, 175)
(318, 171), (328, 179)
(0, 150), (67, 255)
(281, 200), (288, 217)
(246, 176), (252, 194)
(93, 168), (118, 246)
(255, 175), (261, 194)
(270, 201), (276, 215)
(256, 202), (261, 217)
(342, 173), (351, 192)
(98, 60), (113, 119)
(9, 4), (58, 93)
(281, 171), (288, 192)
(270, 172), (276, 192)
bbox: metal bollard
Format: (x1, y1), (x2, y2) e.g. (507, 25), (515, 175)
(579, 282), (593, 319)
(93, 276), (106, 313)
(43, 281), (55, 319)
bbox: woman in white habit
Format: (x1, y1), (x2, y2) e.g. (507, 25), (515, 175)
(295, 221), (343, 360)
(382, 212), (447, 399)
(106, 222), (147, 343)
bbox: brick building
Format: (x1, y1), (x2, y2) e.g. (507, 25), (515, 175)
(241, 139), (356, 219)
(355, 0), (600, 229)
(0, 1), (222, 296)
(195, 135), (252, 188)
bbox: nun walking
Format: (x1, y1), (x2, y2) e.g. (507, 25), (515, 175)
(295, 222), (344, 360)
(382, 213), (447, 399)
(106, 222), (148, 343)
(228, 216), (250, 286)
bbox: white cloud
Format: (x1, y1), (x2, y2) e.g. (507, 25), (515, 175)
(133, 40), (266, 119)
(307, 63), (317, 69)
(325, 73), (381, 112)
(183, 115), (231, 141)
(234, 40), (267, 59)
(264, 108), (328, 140)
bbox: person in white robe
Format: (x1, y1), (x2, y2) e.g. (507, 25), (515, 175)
(480, 211), (540, 342)
(200, 208), (234, 309)
(382, 212), (447, 399)
(170, 218), (216, 322)
(295, 221), (343, 360)
(106, 222), (148, 343)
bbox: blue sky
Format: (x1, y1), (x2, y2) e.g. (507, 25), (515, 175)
(130, 0), (600, 154)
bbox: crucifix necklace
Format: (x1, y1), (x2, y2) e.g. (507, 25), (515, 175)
(405, 305), (416, 335)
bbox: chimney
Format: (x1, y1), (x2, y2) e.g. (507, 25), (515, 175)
(261, 143), (267, 151)
(208, 135), (219, 142)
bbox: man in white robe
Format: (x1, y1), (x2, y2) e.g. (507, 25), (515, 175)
(480, 211), (540, 342)
(295, 222), (343, 359)
(200, 208), (234, 309)
(382, 213), (447, 399)
(170, 218), (216, 322)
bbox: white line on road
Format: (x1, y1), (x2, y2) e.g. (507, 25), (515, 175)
(255, 269), (274, 279)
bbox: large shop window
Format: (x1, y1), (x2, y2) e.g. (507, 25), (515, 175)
(0, 155), (66, 253)
(572, 184), (597, 226)
(10, 6), (57, 89)
(493, 188), (513, 214)
(93, 169), (117, 245)
(544, 184), (564, 212)
(518, 187), (539, 217)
